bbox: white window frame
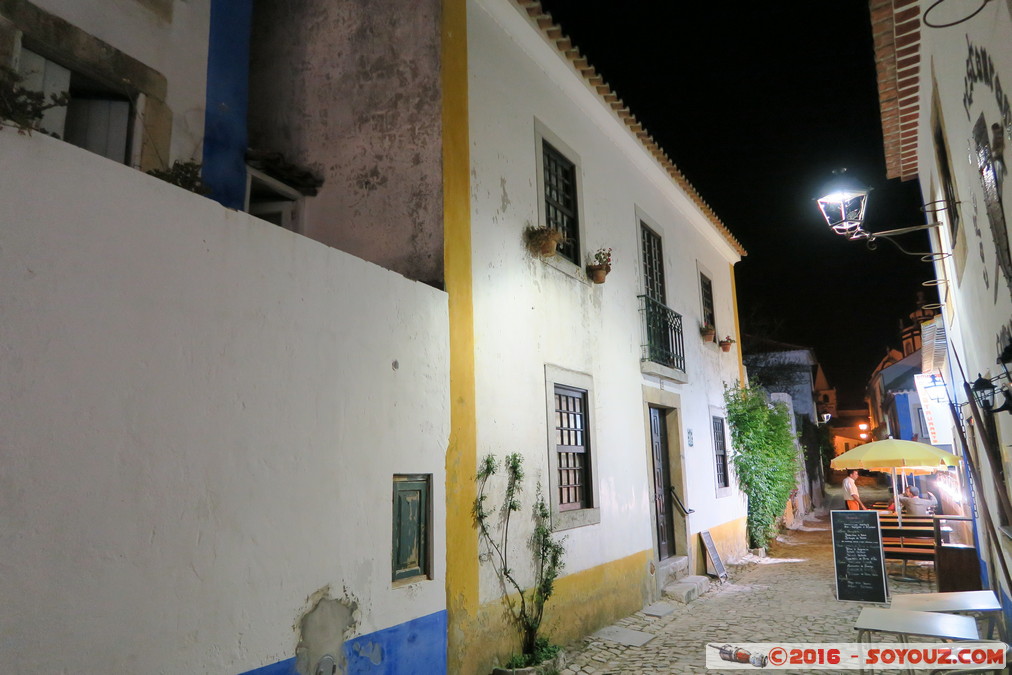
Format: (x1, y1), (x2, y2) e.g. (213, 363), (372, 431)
(711, 409), (733, 498)
(245, 166), (304, 233)
(544, 364), (600, 530)
(534, 119), (585, 279)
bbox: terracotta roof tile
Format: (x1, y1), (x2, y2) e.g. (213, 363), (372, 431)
(511, 0), (746, 256)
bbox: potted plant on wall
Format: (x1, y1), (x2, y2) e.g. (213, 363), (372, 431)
(700, 323), (716, 342)
(718, 336), (736, 352)
(586, 247), (612, 283)
(524, 226), (564, 257)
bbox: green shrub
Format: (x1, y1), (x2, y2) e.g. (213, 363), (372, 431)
(0, 66), (69, 134)
(147, 160), (209, 195)
(723, 382), (800, 548)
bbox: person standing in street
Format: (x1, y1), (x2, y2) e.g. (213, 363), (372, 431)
(843, 469), (865, 509)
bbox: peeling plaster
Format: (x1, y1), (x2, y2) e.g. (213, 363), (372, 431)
(295, 588), (359, 675)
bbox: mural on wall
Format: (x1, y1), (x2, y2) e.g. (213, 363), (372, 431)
(972, 114), (1010, 300)
(962, 37), (1012, 356)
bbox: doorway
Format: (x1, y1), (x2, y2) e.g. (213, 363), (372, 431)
(649, 406), (677, 560)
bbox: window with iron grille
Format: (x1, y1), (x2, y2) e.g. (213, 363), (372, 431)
(555, 385), (590, 510)
(543, 141), (579, 264)
(712, 417), (729, 489)
(641, 223), (666, 303)
(639, 223), (685, 370)
(700, 273), (715, 332)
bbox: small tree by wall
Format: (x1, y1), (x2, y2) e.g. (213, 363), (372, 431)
(474, 453), (566, 667)
(723, 382), (800, 548)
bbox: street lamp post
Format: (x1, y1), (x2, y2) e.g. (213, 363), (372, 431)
(815, 170), (944, 258)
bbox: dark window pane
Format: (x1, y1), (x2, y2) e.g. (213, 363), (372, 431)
(712, 417), (729, 488)
(701, 274), (715, 331)
(641, 223), (665, 304)
(543, 141), (579, 263)
(555, 385), (590, 510)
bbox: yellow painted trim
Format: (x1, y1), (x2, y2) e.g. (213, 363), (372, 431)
(442, 0), (478, 673)
(730, 262), (746, 384)
(466, 550), (653, 674)
(693, 516), (748, 575)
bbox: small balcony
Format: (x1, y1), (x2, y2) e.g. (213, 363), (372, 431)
(638, 295), (685, 372)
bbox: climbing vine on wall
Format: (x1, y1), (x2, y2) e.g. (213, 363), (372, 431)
(723, 382), (800, 549)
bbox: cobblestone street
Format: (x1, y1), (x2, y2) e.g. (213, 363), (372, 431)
(561, 504), (941, 675)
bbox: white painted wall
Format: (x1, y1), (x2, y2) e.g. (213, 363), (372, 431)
(28, 0), (210, 161)
(0, 131), (449, 674)
(468, 0), (747, 597)
(911, 0), (1012, 602)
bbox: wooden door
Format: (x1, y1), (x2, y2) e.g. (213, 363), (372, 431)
(650, 406), (676, 559)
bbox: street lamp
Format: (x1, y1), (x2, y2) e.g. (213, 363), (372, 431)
(816, 170), (945, 258)
(971, 373), (1012, 415)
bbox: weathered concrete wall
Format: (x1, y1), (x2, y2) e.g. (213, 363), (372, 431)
(247, 0), (444, 285)
(0, 131), (449, 674)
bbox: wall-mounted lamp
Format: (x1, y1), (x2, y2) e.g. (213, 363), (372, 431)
(816, 170), (947, 259)
(971, 373), (1012, 415)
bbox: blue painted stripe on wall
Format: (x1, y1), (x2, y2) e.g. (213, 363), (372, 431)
(203, 0), (252, 209)
(235, 610), (447, 675)
(344, 610), (448, 675)
(238, 657), (297, 675)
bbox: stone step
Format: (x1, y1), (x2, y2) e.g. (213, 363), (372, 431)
(662, 575), (711, 604)
(668, 555), (689, 580)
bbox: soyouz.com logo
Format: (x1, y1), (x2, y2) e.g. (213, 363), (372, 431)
(705, 642), (1007, 669)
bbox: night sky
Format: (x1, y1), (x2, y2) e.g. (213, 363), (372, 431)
(537, 0), (935, 407)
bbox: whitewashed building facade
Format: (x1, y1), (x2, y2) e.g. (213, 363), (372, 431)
(870, 0), (1012, 627)
(0, 0), (751, 673)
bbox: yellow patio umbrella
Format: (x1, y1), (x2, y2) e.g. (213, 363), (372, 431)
(830, 439), (961, 524)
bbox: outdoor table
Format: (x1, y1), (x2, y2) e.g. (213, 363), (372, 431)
(855, 607), (979, 642)
(890, 590), (1003, 640)
(854, 608), (980, 675)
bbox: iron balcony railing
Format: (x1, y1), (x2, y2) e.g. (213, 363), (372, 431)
(638, 295), (685, 372)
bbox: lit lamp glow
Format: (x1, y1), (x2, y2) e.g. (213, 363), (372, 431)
(815, 169), (943, 255)
(817, 186), (869, 238)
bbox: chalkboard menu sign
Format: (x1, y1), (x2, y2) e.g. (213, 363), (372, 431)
(831, 510), (888, 603)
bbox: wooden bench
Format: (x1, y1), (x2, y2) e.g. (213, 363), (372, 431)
(881, 524), (951, 542)
(882, 543), (936, 580)
(881, 536), (934, 548)
(882, 545), (936, 561)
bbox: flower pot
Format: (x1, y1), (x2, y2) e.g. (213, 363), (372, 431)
(701, 328), (716, 341)
(586, 264), (609, 283)
(719, 341), (733, 352)
(537, 239), (558, 256)
(525, 228), (563, 257)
